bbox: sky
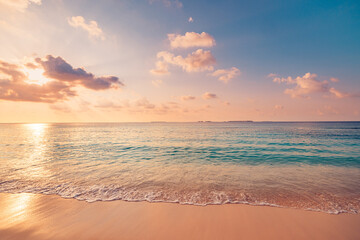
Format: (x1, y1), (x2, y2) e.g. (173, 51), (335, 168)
(0, 0), (359, 122)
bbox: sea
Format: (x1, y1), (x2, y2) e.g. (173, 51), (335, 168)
(0, 122), (359, 214)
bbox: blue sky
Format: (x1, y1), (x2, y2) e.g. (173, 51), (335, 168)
(0, 0), (359, 122)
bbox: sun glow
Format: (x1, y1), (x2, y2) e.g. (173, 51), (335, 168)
(24, 68), (51, 85)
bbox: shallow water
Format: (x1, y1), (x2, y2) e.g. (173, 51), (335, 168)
(0, 122), (359, 214)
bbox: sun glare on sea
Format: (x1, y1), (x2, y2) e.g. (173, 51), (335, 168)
(24, 123), (48, 139)
(24, 68), (51, 85)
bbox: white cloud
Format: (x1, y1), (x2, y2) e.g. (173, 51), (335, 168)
(68, 16), (105, 40)
(211, 67), (240, 83)
(168, 32), (215, 49)
(154, 49), (216, 73)
(271, 72), (348, 99)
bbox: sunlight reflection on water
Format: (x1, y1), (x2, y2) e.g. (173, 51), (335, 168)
(0, 122), (359, 213)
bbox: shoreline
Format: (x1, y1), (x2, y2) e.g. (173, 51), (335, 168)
(1, 192), (360, 240)
(0, 191), (356, 215)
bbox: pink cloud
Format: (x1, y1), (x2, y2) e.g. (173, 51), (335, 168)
(36, 55), (123, 90)
(271, 72), (348, 99)
(168, 32), (215, 49)
(80, 97), (215, 117)
(181, 95), (196, 101)
(136, 98), (156, 109)
(95, 100), (123, 110)
(153, 49), (216, 73)
(0, 60), (75, 103)
(0, 55), (123, 103)
(124, 98), (185, 115)
(211, 67), (240, 83)
(267, 73), (278, 78)
(329, 87), (349, 98)
(68, 16), (105, 40)
(25, 62), (38, 69)
(150, 61), (169, 75)
(202, 92), (217, 100)
(49, 103), (72, 112)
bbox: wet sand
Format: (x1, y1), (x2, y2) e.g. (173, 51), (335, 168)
(0, 193), (359, 240)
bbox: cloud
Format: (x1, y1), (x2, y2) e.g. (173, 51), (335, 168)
(188, 17), (194, 23)
(36, 55), (123, 90)
(50, 100), (91, 113)
(131, 98), (174, 115)
(271, 72), (348, 99)
(0, 60), (75, 103)
(150, 61), (169, 75)
(267, 73), (278, 78)
(329, 87), (348, 98)
(148, 0), (182, 8)
(96, 98), (181, 115)
(150, 32), (218, 76)
(68, 16), (105, 40)
(0, 55), (122, 103)
(136, 98), (156, 109)
(96, 98), (221, 116)
(49, 103), (72, 113)
(0, 0), (41, 11)
(95, 100), (123, 110)
(211, 67), (240, 83)
(25, 62), (38, 69)
(153, 49), (216, 73)
(202, 92), (217, 100)
(168, 32), (215, 49)
(181, 95), (196, 101)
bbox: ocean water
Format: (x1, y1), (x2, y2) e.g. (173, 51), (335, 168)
(0, 122), (360, 214)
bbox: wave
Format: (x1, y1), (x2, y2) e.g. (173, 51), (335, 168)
(0, 181), (358, 215)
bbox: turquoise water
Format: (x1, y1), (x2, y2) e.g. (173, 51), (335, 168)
(0, 122), (359, 213)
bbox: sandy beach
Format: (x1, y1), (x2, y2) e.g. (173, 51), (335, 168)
(0, 193), (359, 240)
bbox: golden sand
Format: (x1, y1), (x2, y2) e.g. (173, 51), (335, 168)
(0, 193), (359, 240)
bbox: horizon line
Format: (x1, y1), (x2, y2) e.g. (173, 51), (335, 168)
(1, 120), (360, 124)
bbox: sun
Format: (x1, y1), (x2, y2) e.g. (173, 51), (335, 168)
(24, 67), (51, 85)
